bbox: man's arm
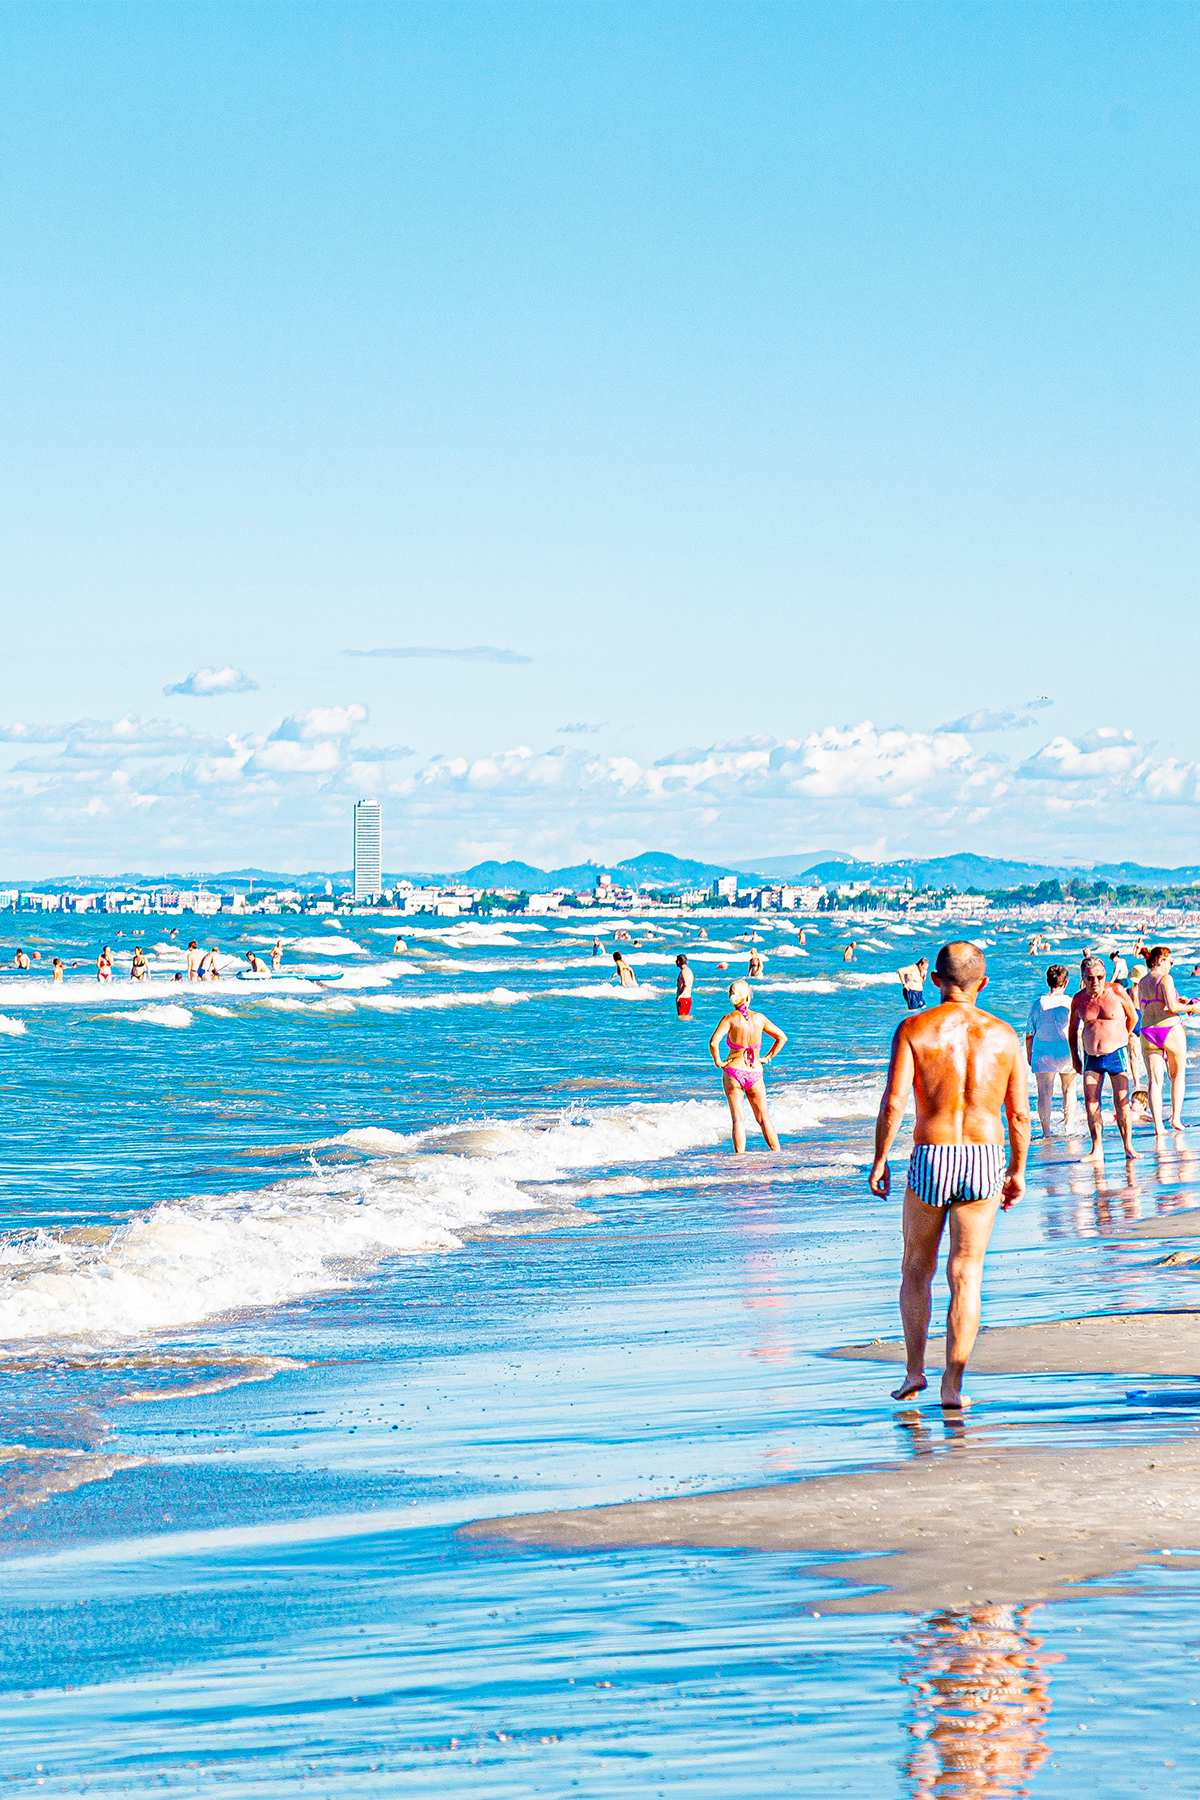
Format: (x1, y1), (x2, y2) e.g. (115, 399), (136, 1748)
(868, 1024), (916, 1197)
(1000, 1031), (1032, 1210)
(1068, 996), (1083, 1073)
(1118, 987), (1138, 1030)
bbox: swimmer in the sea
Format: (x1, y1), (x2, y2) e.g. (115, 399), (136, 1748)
(130, 947), (149, 981)
(391, 936), (407, 955)
(51, 957), (63, 983)
(675, 954), (693, 1018)
(186, 940), (200, 981)
(708, 979), (786, 1153)
(592, 938), (601, 957)
(14, 948), (30, 971)
(897, 957), (929, 1011)
(747, 946), (764, 978)
(97, 948), (113, 983)
(843, 942), (857, 963)
(697, 928), (708, 941)
(271, 939), (284, 970)
(246, 951), (268, 974)
(612, 951), (637, 988)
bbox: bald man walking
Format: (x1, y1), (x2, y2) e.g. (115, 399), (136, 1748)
(869, 941), (1030, 1409)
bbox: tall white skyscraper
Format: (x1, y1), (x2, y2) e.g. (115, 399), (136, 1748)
(353, 799), (382, 900)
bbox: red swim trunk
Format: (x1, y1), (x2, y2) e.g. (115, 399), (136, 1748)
(676, 996), (692, 1017)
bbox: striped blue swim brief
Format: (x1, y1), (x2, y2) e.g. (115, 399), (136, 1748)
(906, 1143), (1006, 1207)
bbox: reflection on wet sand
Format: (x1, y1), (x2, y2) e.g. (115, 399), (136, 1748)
(1039, 1129), (1200, 1238)
(901, 1605), (1061, 1797)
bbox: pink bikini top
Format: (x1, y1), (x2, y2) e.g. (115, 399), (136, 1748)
(727, 1001), (757, 1064)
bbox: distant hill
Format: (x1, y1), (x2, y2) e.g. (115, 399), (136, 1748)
(768, 853), (1200, 892)
(457, 851), (738, 893)
(10, 850), (1200, 896)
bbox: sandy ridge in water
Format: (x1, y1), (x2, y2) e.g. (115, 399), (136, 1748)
(827, 1309), (1200, 1376)
(462, 1310), (1200, 1611)
(460, 1440), (1200, 1613)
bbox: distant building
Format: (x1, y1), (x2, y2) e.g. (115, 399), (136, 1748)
(712, 875), (737, 900)
(354, 799), (383, 900)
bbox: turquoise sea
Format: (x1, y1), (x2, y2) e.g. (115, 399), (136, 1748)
(1, 911), (1199, 1795)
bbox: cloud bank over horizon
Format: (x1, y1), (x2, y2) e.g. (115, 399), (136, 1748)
(3, 694), (1200, 878)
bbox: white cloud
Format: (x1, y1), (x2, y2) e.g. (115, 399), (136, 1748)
(937, 708), (1035, 734)
(163, 666), (259, 697)
(268, 704), (368, 742)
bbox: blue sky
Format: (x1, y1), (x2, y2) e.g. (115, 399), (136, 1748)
(3, 2), (1199, 875)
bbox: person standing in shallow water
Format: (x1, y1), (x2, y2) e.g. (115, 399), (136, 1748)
(675, 954), (693, 1018)
(869, 942), (1030, 1410)
(708, 979), (787, 1154)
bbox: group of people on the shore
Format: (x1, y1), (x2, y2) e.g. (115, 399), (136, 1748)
(1025, 945), (1195, 1157)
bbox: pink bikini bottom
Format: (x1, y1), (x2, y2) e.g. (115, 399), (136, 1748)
(724, 1064), (762, 1093)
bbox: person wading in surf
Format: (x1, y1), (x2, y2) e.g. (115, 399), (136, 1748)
(709, 979), (787, 1154)
(868, 941), (1030, 1410)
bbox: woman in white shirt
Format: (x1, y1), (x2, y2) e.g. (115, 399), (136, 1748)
(1025, 964), (1077, 1137)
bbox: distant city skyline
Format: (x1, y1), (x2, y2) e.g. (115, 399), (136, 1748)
(4, 6), (1200, 872)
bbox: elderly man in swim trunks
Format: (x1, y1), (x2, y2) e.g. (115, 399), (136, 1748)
(869, 941), (1029, 1410)
(897, 956), (929, 1011)
(1068, 956), (1138, 1162)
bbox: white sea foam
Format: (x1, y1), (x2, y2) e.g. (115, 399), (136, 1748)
(355, 987), (531, 1012)
(0, 1015), (27, 1037)
(760, 978), (840, 995)
(289, 937), (370, 957)
(195, 1006), (236, 1018)
(542, 983), (662, 1001)
(109, 1005), (193, 1029)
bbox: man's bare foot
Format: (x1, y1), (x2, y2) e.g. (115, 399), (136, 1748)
(1122, 1145), (1139, 1160)
(1079, 1146), (1104, 1163)
(890, 1374), (927, 1401)
(940, 1388), (971, 1409)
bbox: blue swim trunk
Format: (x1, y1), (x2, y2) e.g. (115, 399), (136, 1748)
(903, 988), (925, 1011)
(907, 1143), (1006, 1207)
(1084, 1046), (1130, 1077)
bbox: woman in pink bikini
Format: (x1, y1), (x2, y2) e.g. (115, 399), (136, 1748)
(708, 979), (787, 1153)
(1137, 945), (1197, 1133)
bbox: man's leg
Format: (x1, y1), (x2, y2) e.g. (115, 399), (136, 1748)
(1081, 1066), (1104, 1160)
(942, 1191), (1004, 1407)
(894, 1187), (947, 1401)
(1111, 1071), (1137, 1158)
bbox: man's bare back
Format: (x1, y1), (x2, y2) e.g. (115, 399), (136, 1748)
(895, 1003), (1024, 1152)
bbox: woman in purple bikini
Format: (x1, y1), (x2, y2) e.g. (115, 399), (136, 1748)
(708, 979), (787, 1154)
(1137, 945), (1197, 1134)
